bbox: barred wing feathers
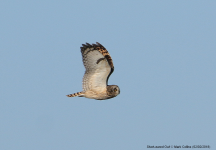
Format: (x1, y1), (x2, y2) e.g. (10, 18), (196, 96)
(80, 42), (114, 92)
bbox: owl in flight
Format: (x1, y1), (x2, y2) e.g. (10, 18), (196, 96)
(67, 42), (120, 100)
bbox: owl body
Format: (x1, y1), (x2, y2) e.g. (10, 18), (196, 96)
(67, 42), (120, 100)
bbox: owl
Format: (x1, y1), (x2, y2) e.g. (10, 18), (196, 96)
(67, 42), (120, 100)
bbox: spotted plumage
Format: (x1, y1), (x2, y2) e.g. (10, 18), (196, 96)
(67, 42), (120, 100)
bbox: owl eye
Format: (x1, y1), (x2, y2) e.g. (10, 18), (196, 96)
(114, 88), (117, 92)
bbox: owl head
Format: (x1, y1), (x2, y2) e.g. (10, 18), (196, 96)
(107, 85), (120, 98)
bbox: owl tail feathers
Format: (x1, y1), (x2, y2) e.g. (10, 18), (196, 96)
(66, 92), (85, 98)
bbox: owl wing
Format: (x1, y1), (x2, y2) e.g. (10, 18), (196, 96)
(81, 42), (114, 92)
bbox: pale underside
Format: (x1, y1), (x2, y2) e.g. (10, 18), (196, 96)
(82, 48), (111, 99)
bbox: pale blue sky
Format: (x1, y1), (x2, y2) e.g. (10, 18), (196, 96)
(0, 0), (216, 150)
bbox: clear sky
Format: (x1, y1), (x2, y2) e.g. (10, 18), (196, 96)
(0, 0), (215, 150)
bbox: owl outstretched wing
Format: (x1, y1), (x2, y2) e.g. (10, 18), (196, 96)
(81, 42), (114, 92)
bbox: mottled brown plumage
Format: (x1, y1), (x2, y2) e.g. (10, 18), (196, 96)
(66, 42), (120, 100)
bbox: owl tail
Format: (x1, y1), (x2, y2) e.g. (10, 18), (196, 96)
(66, 92), (84, 97)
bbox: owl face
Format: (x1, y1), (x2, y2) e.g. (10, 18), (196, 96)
(107, 85), (120, 97)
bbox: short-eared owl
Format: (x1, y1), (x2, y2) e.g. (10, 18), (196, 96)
(67, 42), (120, 100)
